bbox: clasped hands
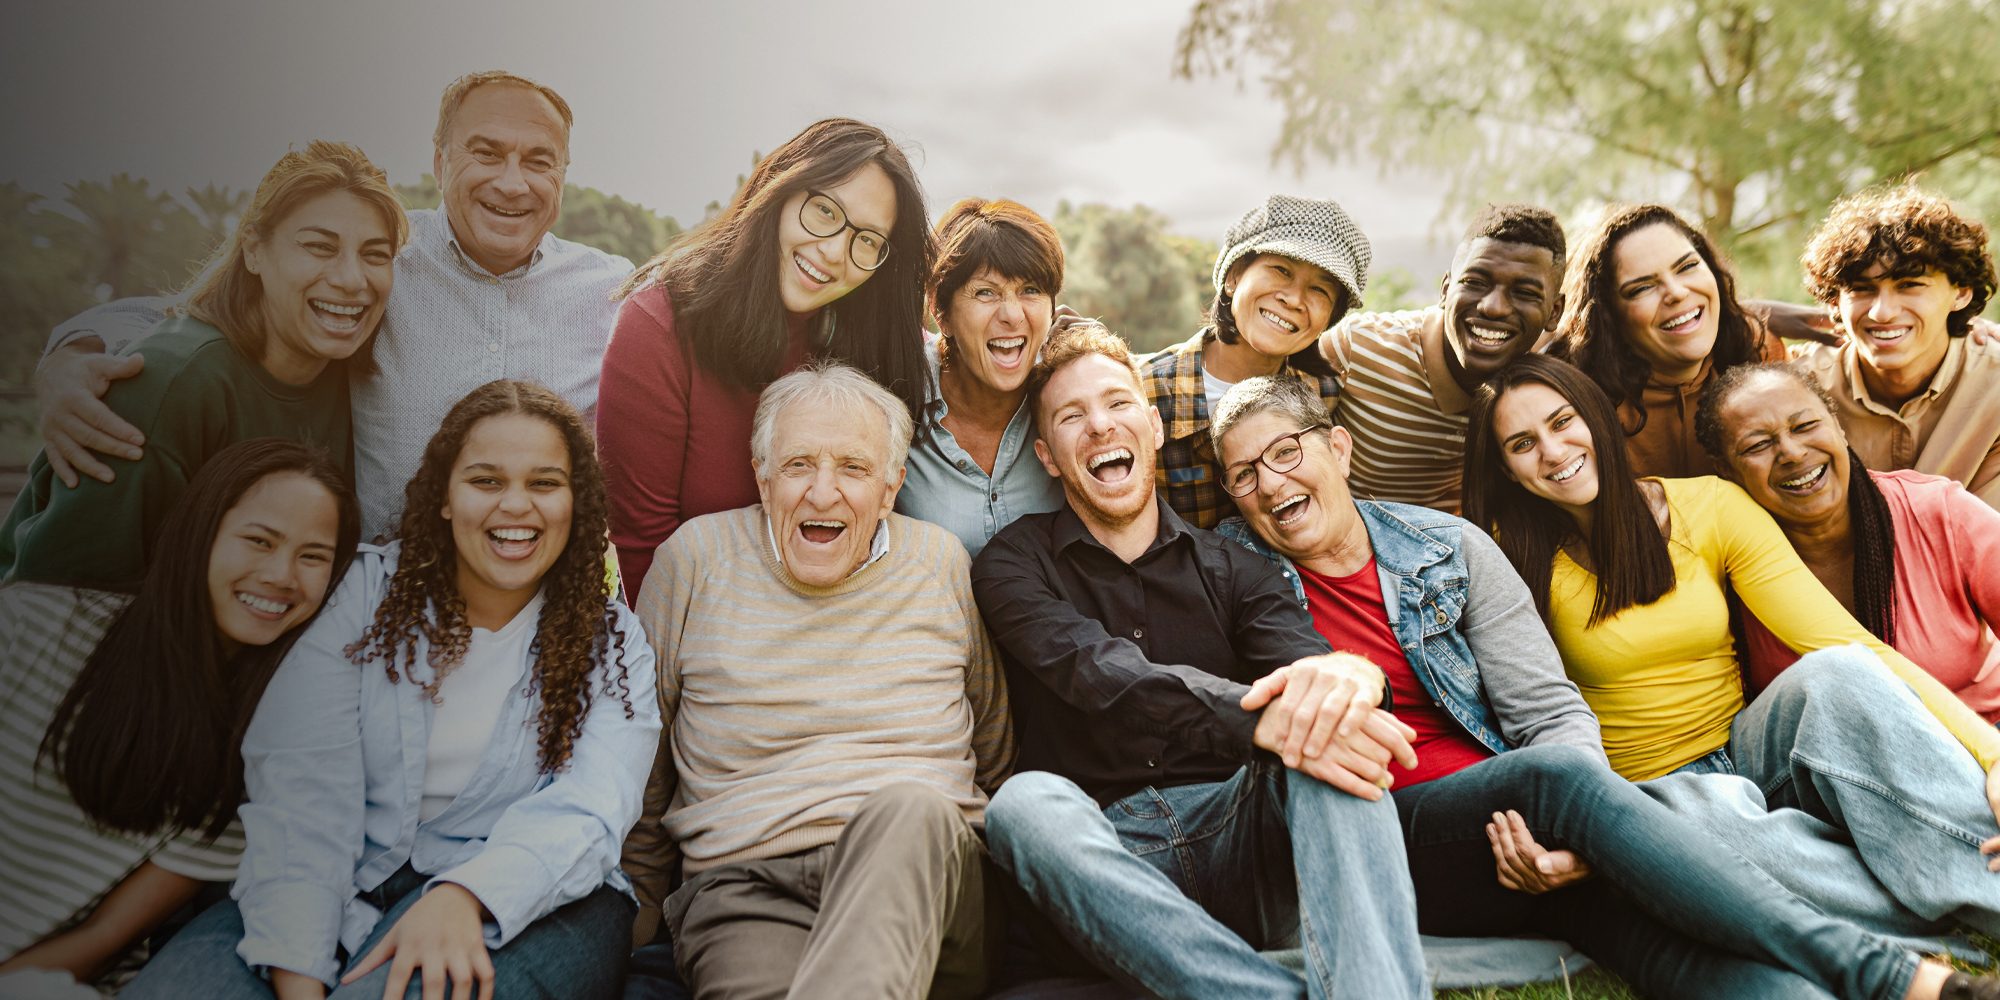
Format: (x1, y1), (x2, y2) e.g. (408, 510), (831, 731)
(1241, 652), (1416, 801)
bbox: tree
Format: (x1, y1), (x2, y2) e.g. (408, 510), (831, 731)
(48, 174), (214, 302)
(0, 183), (96, 394)
(1176, 0), (2000, 298)
(393, 175), (683, 263)
(1053, 202), (1219, 353)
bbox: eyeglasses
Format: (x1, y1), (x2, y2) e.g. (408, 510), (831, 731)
(799, 191), (892, 271)
(1221, 428), (1322, 497)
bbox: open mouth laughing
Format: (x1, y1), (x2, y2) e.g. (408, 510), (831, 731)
(1547, 454), (1587, 483)
(988, 336), (1028, 368)
(1464, 321), (1514, 348)
(795, 254), (833, 286)
(1860, 324), (1912, 344)
(235, 591), (293, 621)
(487, 525), (542, 559)
(1259, 308), (1300, 334)
(1659, 305), (1704, 334)
(1270, 492), (1311, 528)
(799, 518), (847, 544)
(1777, 463), (1829, 495)
(1087, 447), (1134, 484)
(310, 299), (367, 333)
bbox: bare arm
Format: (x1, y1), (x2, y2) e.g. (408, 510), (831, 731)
(35, 339), (146, 488)
(1747, 299), (1840, 347)
(0, 862), (201, 983)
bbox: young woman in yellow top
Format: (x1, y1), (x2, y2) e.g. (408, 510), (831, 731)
(1463, 353), (2000, 942)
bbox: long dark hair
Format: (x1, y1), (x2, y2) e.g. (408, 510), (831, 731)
(345, 380), (632, 772)
(1463, 354), (1675, 625)
(1695, 361), (1897, 644)
(1551, 204), (1765, 433)
(39, 439), (361, 837)
(618, 118), (934, 428)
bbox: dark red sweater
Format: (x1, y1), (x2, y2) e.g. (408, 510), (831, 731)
(598, 284), (811, 595)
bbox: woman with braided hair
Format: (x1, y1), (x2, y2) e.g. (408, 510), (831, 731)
(126, 380), (660, 1000)
(1697, 360), (2000, 715)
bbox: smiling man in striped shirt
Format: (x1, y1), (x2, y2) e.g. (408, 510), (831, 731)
(1319, 205), (1565, 514)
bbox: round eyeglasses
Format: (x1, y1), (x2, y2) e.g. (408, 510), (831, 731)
(1221, 428), (1321, 497)
(799, 191), (892, 271)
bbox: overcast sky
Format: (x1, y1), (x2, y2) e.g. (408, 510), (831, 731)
(3, 0), (1455, 276)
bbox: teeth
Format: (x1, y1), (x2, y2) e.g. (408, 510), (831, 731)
(1468, 326), (1512, 344)
(1780, 465), (1827, 490)
(1272, 494), (1309, 523)
(796, 254), (832, 283)
(312, 300), (364, 316)
(1088, 448), (1133, 471)
(802, 520), (846, 528)
(490, 527), (538, 541)
(237, 592), (290, 615)
(1549, 455), (1586, 483)
(1661, 307), (1702, 331)
(1260, 309), (1300, 333)
(991, 337), (1027, 349)
(1866, 327), (1909, 341)
(483, 202), (529, 217)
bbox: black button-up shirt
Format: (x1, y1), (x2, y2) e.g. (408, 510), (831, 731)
(972, 496), (1332, 807)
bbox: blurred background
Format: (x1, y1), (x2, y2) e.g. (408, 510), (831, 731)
(4, 0), (1999, 487)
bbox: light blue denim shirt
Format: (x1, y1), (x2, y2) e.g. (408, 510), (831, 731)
(1216, 500), (1602, 761)
(231, 542), (661, 986)
(897, 341), (1066, 558)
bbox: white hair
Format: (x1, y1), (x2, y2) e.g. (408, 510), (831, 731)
(751, 359), (913, 477)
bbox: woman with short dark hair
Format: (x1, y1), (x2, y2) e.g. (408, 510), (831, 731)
(598, 119), (934, 593)
(1549, 204), (1784, 480)
(0, 439), (359, 989)
(896, 197), (1067, 556)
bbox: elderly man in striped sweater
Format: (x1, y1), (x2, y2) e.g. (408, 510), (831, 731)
(621, 360), (1014, 1000)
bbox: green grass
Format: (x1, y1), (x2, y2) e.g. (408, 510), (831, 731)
(1439, 933), (2000, 999)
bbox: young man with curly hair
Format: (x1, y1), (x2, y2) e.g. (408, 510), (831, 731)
(1796, 185), (2000, 508)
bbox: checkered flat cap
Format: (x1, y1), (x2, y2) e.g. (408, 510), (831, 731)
(1213, 195), (1372, 312)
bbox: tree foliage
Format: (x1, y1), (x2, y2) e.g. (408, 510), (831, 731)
(392, 175), (683, 264)
(1053, 201), (1219, 353)
(1177, 0), (2000, 298)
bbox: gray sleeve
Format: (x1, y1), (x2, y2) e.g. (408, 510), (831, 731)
(1458, 526), (1607, 763)
(45, 296), (173, 356)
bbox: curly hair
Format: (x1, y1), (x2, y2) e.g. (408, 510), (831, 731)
(1550, 204), (1766, 434)
(345, 380), (632, 772)
(1801, 185), (1996, 337)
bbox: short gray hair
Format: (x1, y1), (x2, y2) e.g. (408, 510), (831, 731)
(433, 71), (574, 160)
(1211, 374), (1334, 449)
(751, 359), (913, 477)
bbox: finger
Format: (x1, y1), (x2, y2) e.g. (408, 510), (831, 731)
(475, 952), (496, 1000)
(54, 412), (143, 462)
(383, 953), (417, 1000)
(422, 959), (448, 1000)
(74, 402), (146, 451)
(1301, 755), (1383, 800)
(1291, 677), (1354, 763)
(1360, 711), (1419, 770)
(450, 958), (475, 1000)
(1487, 822), (1526, 891)
(48, 431), (119, 485)
(1309, 691), (1371, 758)
(1507, 811), (1543, 857)
(344, 937), (394, 983)
(1283, 672), (1341, 763)
(1240, 670), (1287, 711)
(43, 439), (79, 489)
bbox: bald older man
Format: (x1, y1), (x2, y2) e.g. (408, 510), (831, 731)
(621, 360), (1013, 1000)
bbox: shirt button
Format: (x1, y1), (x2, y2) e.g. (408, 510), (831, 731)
(991, 492), (999, 501)
(957, 460), (968, 470)
(1146, 758), (1158, 768)
(1435, 608), (1447, 624)
(1132, 627), (1145, 639)
(487, 342), (499, 353)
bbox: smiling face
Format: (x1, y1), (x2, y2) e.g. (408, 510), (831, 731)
(756, 399), (905, 587)
(1442, 238), (1558, 386)
(243, 190), (396, 385)
(433, 83), (568, 276)
(775, 162), (897, 315)
(443, 412), (574, 611)
(1835, 263), (1972, 381)
(1217, 410), (1359, 563)
(1610, 223), (1722, 384)
(1493, 381), (1601, 519)
(207, 471), (342, 653)
(1033, 353), (1165, 527)
(1715, 372), (1852, 530)
(938, 267), (1053, 394)
(1227, 254), (1341, 360)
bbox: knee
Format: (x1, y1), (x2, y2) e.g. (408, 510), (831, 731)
(1777, 645), (1886, 696)
(985, 772), (1097, 855)
(1508, 742), (1609, 782)
(854, 781), (962, 832)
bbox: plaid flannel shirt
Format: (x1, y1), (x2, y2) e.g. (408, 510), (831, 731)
(1140, 331), (1342, 529)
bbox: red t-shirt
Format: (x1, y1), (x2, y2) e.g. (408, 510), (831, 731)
(1298, 559), (1493, 787)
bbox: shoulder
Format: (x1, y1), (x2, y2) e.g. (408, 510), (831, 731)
(663, 506), (757, 564)
(103, 317), (239, 422)
(1139, 331), (1206, 385)
(889, 513), (971, 576)
(1789, 340), (1843, 375)
(1337, 309), (1431, 349)
(0, 583), (125, 666)
(1959, 330), (2000, 371)
(974, 509), (1060, 575)
(1874, 468), (1986, 527)
(612, 282), (676, 332)
(539, 230), (636, 281)
(121, 315), (232, 371)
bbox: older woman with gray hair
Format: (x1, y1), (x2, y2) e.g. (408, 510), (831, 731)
(622, 360), (1014, 1000)
(1141, 195), (1365, 529)
(1210, 374), (2000, 1000)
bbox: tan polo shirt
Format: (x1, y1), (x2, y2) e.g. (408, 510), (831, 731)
(1794, 335), (2000, 510)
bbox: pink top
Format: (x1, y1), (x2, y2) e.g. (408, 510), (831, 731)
(597, 283), (812, 596)
(1743, 469), (2000, 720)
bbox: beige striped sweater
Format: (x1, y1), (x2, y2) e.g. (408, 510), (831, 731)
(1324, 307), (1473, 514)
(628, 507), (1013, 882)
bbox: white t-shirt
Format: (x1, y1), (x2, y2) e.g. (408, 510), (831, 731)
(1202, 366), (1236, 421)
(419, 592), (542, 822)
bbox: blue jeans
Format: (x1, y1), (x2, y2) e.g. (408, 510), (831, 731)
(1653, 646), (2000, 948)
(1399, 743), (1921, 1000)
(984, 763), (1427, 1000)
(122, 865), (635, 999)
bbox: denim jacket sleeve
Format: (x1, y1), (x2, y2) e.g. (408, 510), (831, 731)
(429, 601), (662, 949)
(1458, 528), (1606, 762)
(234, 547), (387, 986)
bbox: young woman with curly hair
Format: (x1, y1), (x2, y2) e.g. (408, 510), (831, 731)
(1461, 354), (2000, 957)
(1549, 203), (1785, 480)
(0, 439), (358, 991)
(126, 380), (660, 1000)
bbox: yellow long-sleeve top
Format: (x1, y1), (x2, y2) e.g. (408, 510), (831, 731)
(1549, 476), (2000, 781)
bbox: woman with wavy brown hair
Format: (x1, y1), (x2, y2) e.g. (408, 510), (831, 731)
(1549, 203), (1784, 480)
(126, 380), (660, 1000)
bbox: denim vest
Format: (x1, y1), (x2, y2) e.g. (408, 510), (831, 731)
(1215, 501), (1511, 755)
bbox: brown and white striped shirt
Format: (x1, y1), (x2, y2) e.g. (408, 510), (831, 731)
(1323, 308), (1473, 514)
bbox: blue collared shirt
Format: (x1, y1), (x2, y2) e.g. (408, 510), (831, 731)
(231, 543), (661, 986)
(897, 341), (1066, 557)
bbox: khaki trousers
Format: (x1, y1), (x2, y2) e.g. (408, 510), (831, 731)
(664, 783), (999, 1000)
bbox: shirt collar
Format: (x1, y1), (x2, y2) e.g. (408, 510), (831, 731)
(1416, 307), (1473, 416)
(1052, 492), (1190, 561)
(766, 515), (892, 581)
(1840, 336), (1965, 414)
